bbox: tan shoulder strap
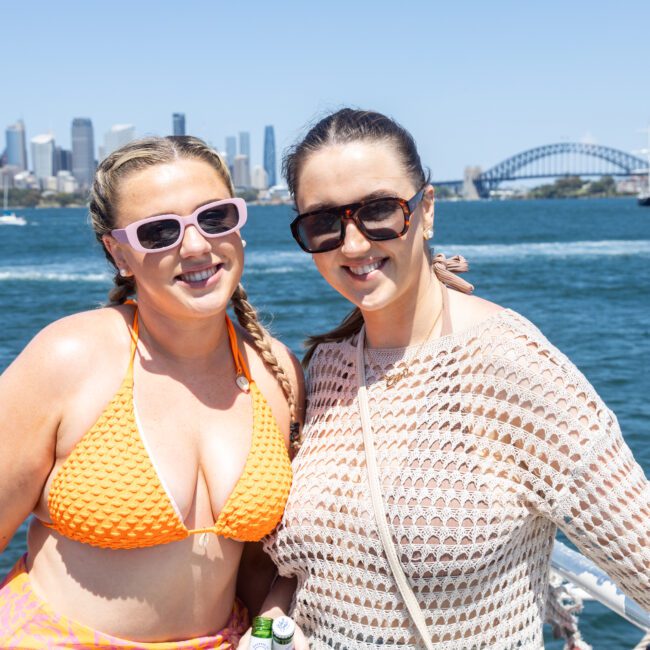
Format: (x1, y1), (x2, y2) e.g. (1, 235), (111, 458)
(355, 327), (435, 650)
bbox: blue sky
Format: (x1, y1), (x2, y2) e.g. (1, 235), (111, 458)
(2, 0), (648, 180)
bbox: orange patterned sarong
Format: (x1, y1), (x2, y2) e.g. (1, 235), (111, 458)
(0, 555), (249, 649)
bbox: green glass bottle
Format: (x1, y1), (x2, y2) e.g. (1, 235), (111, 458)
(251, 616), (273, 650)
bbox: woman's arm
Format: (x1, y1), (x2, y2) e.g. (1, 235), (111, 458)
(236, 541), (278, 617)
(497, 316), (650, 607)
(0, 310), (122, 553)
(551, 410), (649, 608)
(0, 324), (69, 551)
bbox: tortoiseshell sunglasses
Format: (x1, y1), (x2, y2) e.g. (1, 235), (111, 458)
(290, 189), (424, 253)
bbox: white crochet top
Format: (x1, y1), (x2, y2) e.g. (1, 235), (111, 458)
(265, 308), (649, 649)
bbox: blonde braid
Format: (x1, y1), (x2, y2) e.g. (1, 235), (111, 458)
(231, 284), (301, 449)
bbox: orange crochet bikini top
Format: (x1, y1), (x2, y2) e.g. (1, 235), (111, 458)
(46, 309), (292, 550)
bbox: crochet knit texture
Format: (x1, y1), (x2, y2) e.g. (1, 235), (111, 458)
(265, 308), (650, 649)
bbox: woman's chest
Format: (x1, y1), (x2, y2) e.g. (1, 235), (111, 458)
(38, 371), (255, 528)
(277, 411), (543, 575)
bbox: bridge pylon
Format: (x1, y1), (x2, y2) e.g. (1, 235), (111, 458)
(462, 166), (483, 200)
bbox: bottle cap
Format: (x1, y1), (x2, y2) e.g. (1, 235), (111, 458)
(272, 615), (295, 640)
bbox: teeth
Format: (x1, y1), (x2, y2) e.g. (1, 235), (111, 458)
(180, 267), (217, 282)
(348, 260), (382, 276)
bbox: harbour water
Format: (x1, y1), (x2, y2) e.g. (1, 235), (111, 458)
(0, 198), (648, 648)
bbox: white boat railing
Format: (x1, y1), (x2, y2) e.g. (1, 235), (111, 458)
(551, 540), (650, 633)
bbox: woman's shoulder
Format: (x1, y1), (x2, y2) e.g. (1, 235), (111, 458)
(452, 294), (609, 412)
(448, 290), (549, 350)
(21, 305), (134, 378)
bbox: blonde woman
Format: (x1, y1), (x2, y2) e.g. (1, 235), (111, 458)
(261, 109), (649, 649)
(0, 136), (303, 648)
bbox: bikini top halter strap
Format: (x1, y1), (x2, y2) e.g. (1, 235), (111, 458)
(225, 315), (252, 382)
(124, 302), (139, 383)
(123, 302), (251, 384)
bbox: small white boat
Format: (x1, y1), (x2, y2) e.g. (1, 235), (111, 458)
(0, 212), (27, 226)
(1, 178), (27, 225)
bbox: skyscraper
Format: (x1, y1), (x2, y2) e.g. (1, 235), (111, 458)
(252, 165), (268, 191)
(225, 136), (237, 170)
(5, 120), (28, 171)
(71, 118), (95, 189)
(104, 124), (135, 158)
(263, 125), (276, 188)
(233, 154), (251, 188)
(173, 113), (186, 136)
(54, 146), (73, 173)
(239, 131), (250, 159)
(31, 134), (55, 184)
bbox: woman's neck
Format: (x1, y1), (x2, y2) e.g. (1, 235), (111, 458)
(134, 301), (231, 363)
(362, 270), (444, 350)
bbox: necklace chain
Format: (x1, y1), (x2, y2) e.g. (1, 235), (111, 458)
(366, 299), (444, 388)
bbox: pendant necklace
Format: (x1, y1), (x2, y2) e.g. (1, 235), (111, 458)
(369, 287), (444, 389)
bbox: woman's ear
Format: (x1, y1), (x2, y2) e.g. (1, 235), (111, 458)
(421, 185), (435, 240)
(102, 234), (130, 272)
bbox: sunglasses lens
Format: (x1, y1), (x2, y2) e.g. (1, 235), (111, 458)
(136, 219), (182, 250)
(357, 199), (404, 239)
(296, 212), (341, 252)
(197, 203), (240, 235)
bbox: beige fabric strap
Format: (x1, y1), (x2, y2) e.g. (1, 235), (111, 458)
(431, 252), (474, 295)
(356, 327), (435, 650)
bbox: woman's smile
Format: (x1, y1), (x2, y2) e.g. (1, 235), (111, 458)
(343, 257), (387, 279)
(175, 262), (224, 287)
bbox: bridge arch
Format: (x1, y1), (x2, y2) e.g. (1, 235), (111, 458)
(475, 143), (646, 196)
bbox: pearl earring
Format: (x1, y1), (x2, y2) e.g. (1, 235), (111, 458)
(241, 239), (247, 248)
(423, 228), (434, 241)
(119, 268), (129, 277)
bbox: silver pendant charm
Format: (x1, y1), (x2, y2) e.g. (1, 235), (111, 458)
(199, 532), (209, 548)
(236, 375), (250, 392)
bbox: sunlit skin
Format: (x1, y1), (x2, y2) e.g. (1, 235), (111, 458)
(295, 140), (439, 349)
(103, 158), (245, 358)
(0, 156), (302, 641)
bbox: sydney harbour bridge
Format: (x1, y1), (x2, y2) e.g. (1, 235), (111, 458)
(434, 142), (648, 198)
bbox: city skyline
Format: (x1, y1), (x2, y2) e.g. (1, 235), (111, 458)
(1, 1), (647, 181)
(1, 114), (281, 193)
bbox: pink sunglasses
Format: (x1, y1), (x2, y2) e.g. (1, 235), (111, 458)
(111, 198), (247, 253)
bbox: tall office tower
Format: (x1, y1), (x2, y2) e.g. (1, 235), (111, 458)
(225, 136), (237, 170)
(172, 113), (186, 136)
(5, 120), (28, 170)
(71, 117), (96, 189)
(239, 131), (250, 159)
(233, 154), (251, 188)
(104, 124), (135, 158)
(263, 125), (276, 188)
(31, 134), (56, 184)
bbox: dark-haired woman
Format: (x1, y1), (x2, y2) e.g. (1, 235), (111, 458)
(260, 109), (649, 649)
(0, 136), (303, 648)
